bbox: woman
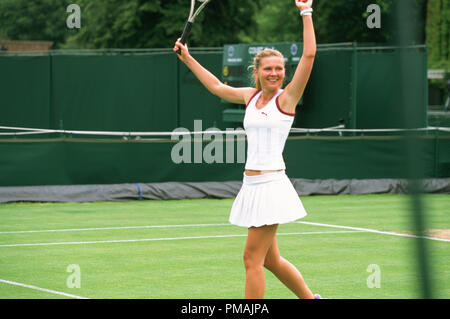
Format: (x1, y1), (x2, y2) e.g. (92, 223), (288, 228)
(173, 0), (319, 299)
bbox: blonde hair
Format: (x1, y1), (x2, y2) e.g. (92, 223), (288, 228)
(249, 49), (285, 90)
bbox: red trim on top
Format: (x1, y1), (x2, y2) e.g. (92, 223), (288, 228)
(245, 90), (261, 109)
(275, 95), (295, 117)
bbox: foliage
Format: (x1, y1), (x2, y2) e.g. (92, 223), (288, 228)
(0, 0), (441, 63)
(245, 0), (429, 45)
(0, 0), (70, 47)
(0, 0), (259, 49)
(63, 0), (260, 49)
(426, 0), (450, 69)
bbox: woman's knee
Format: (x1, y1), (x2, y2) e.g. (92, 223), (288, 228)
(264, 255), (281, 272)
(243, 249), (264, 270)
(243, 225), (278, 270)
(243, 250), (254, 270)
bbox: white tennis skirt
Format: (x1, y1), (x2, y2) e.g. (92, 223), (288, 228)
(229, 170), (307, 228)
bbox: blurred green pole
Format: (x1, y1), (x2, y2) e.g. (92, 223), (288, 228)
(395, 0), (433, 299)
(350, 41), (357, 134)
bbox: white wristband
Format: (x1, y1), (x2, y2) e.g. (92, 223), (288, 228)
(300, 8), (313, 16)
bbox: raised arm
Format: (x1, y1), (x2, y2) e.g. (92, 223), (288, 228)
(173, 39), (256, 105)
(278, 0), (316, 114)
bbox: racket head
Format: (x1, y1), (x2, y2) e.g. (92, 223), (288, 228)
(177, 0), (212, 54)
(191, 0), (211, 22)
(187, 0), (195, 21)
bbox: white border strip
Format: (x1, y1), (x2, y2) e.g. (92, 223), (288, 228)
(0, 279), (89, 299)
(0, 230), (362, 248)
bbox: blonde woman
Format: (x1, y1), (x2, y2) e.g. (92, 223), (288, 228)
(174, 0), (320, 299)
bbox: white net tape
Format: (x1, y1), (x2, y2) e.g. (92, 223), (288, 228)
(0, 125), (449, 137)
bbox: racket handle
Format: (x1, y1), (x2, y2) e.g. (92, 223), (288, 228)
(177, 21), (193, 55)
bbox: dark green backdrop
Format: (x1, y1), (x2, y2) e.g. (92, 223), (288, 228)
(0, 134), (448, 187)
(0, 44), (428, 132)
(0, 45), (442, 187)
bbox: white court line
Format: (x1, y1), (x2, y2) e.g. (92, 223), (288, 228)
(1, 221), (448, 242)
(297, 221), (450, 243)
(0, 223), (231, 234)
(0, 279), (89, 299)
(0, 230), (362, 248)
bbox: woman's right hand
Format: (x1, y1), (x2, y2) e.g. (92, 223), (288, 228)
(172, 37), (252, 105)
(173, 38), (190, 63)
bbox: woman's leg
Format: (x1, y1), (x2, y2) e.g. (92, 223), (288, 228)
(264, 236), (314, 299)
(243, 224), (278, 299)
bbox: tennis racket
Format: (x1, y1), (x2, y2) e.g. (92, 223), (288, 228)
(176, 0), (212, 54)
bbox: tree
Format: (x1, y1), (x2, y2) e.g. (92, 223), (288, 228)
(0, 0), (72, 48)
(426, 0), (449, 68)
(63, 0), (260, 49)
(244, 0), (427, 45)
(0, 0), (433, 53)
(0, 0), (260, 49)
(62, 0), (151, 49)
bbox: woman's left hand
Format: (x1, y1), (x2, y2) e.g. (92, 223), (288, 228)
(295, 0), (313, 10)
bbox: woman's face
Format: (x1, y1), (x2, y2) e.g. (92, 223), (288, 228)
(254, 56), (285, 90)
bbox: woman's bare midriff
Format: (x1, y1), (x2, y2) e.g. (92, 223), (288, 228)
(244, 169), (283, 176)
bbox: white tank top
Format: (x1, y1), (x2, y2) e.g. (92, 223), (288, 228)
(243, 89), (295, 170)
